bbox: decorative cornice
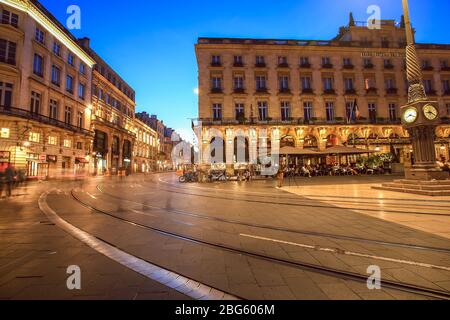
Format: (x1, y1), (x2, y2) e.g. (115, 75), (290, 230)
(0, 0), (95, 67)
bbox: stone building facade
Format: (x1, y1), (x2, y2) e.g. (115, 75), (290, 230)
(133, 117), (158, 173)
(79, 38), (136, 175)
(195, 17), (450, 166)
(0, 0), (95, 178)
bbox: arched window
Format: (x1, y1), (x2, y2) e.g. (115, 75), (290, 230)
(347, 133), (359, 145)
(326, 134), (338, 147)
(210, 137), (225, 163)
(280, 136), (295, 148)
(304, 135), (318, 149)
(234, 136), (249, 163)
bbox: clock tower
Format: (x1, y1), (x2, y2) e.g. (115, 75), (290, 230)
(400, 0), (448, 180)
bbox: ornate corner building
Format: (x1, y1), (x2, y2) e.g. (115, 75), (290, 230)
(78, 38), (138, 176)
(0, 0), (96, 178)
(195, 16), (450, 165)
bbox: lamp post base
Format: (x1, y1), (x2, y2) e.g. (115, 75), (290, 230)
(405, 166), (449, 181)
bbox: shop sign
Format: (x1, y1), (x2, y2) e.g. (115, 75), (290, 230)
(39, 154), (47, 161)
(0, 151), (10, 162)
(47, 155), (57, 163)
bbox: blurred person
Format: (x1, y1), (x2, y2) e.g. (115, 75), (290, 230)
(0, 171), (4, 198)
(276, 167), (285, 188)
(4, 164), (15, 197)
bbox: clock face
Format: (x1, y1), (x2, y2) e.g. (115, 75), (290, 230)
(423, 104), (438, 120)
(403, 107), (418, 124)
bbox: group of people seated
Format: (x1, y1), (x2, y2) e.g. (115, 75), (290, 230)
(283, 163), (390, 178)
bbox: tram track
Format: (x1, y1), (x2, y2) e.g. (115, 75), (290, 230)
(68, 188), (450, 300)
(105, 180), (450, 218)
(154, 176), (450, 204)
(96, 184), (450, 254)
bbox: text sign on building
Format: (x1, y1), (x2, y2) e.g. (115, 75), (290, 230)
(1, 128), (10, 138)
(0, 151), (11, 163)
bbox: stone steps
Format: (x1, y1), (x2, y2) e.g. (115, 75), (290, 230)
(373, 180), (450, 197)
(382, 183), (448, 191)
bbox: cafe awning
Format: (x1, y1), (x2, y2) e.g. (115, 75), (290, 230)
(75, 157), (89, 164)
(278, 147), (320, 156)
(319, 145), (374, 155)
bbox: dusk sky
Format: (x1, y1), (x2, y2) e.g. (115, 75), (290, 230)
(40, 0), (450, 139)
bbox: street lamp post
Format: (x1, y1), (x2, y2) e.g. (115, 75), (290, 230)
(400, 0), (449, 180)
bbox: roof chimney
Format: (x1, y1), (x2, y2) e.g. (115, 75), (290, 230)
(78, 37), (90, 48)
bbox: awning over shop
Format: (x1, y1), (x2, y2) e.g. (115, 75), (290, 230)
(319, 146), (375, 155)
(278, 147), (320, 156)
(75, 157), (89, 164)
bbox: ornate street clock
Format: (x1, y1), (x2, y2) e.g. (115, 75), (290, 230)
(400, 0), (447, 181)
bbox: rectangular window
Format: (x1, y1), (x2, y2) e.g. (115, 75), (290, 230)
(1, 127), (10, 138)
(53, 42), (61, 56)
(211, 77), (222, 89)
(344, 78), (354, 90)
(235, 103), (245, 120)
(258, 101), (268, 121)
(0, 39), (16, 65)
(256, 56), (265, 65)
(63, 139), (71, 148)
(423, 79), (433, 92)
(325, 102), (334, 121)
(279, 76), (289, 90)
(446, 103), (450, 116)
(368, 103), (377, 123)
(278, 56), (288, 65)
(280, 101), (291, 121)
(343, 58), (352, 66)
(304, 102), (313, 121)
(49, 99), (58, 119)
(67, 53), (74, 66)
(323, 77), (333, 90)
(1, 9), (19, 28)
(322, 57), (331, 66)
(346, 102), (354, 121)
(30, 91), (40, 114)
(48, 136), (57, 145)
(29, 132), (40, 143)
(51, 65), (60, 86)
(0, 82), (13, 107)
(211, 55), (221, 65)
(256, 76), (266, 90)
(33, 53), (43, 77)
(385, 78), (395, 89)
(64, 106), (72, 124)
(66, 75), (74, 93)
(234, 55), (243, 65)
(442, 80), (450, 93)
(389, 103), (397, 122)
(234, 76), (244, 89)
(77, 111), (83, 128)
(78, 83), (85, 99)
(77, 142), (83, 150)
(35, 28), (45, 44)
(79, 63), (85, 75)
(300, 57), (309, 66)
(212, 103), (222, 121)
(301, 76), (311, 90)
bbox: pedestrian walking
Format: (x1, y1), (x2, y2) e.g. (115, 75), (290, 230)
(276, 168), (285, 189)
(4, 164), (15, 197)
(0, 171), (4, 198)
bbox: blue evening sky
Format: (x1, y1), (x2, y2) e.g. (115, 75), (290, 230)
(40, 0), (450, 139)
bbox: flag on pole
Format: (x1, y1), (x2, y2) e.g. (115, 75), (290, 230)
(354, 99), (361, 120)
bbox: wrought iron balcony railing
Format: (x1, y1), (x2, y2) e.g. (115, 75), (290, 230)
(0, 105), (93, 136)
